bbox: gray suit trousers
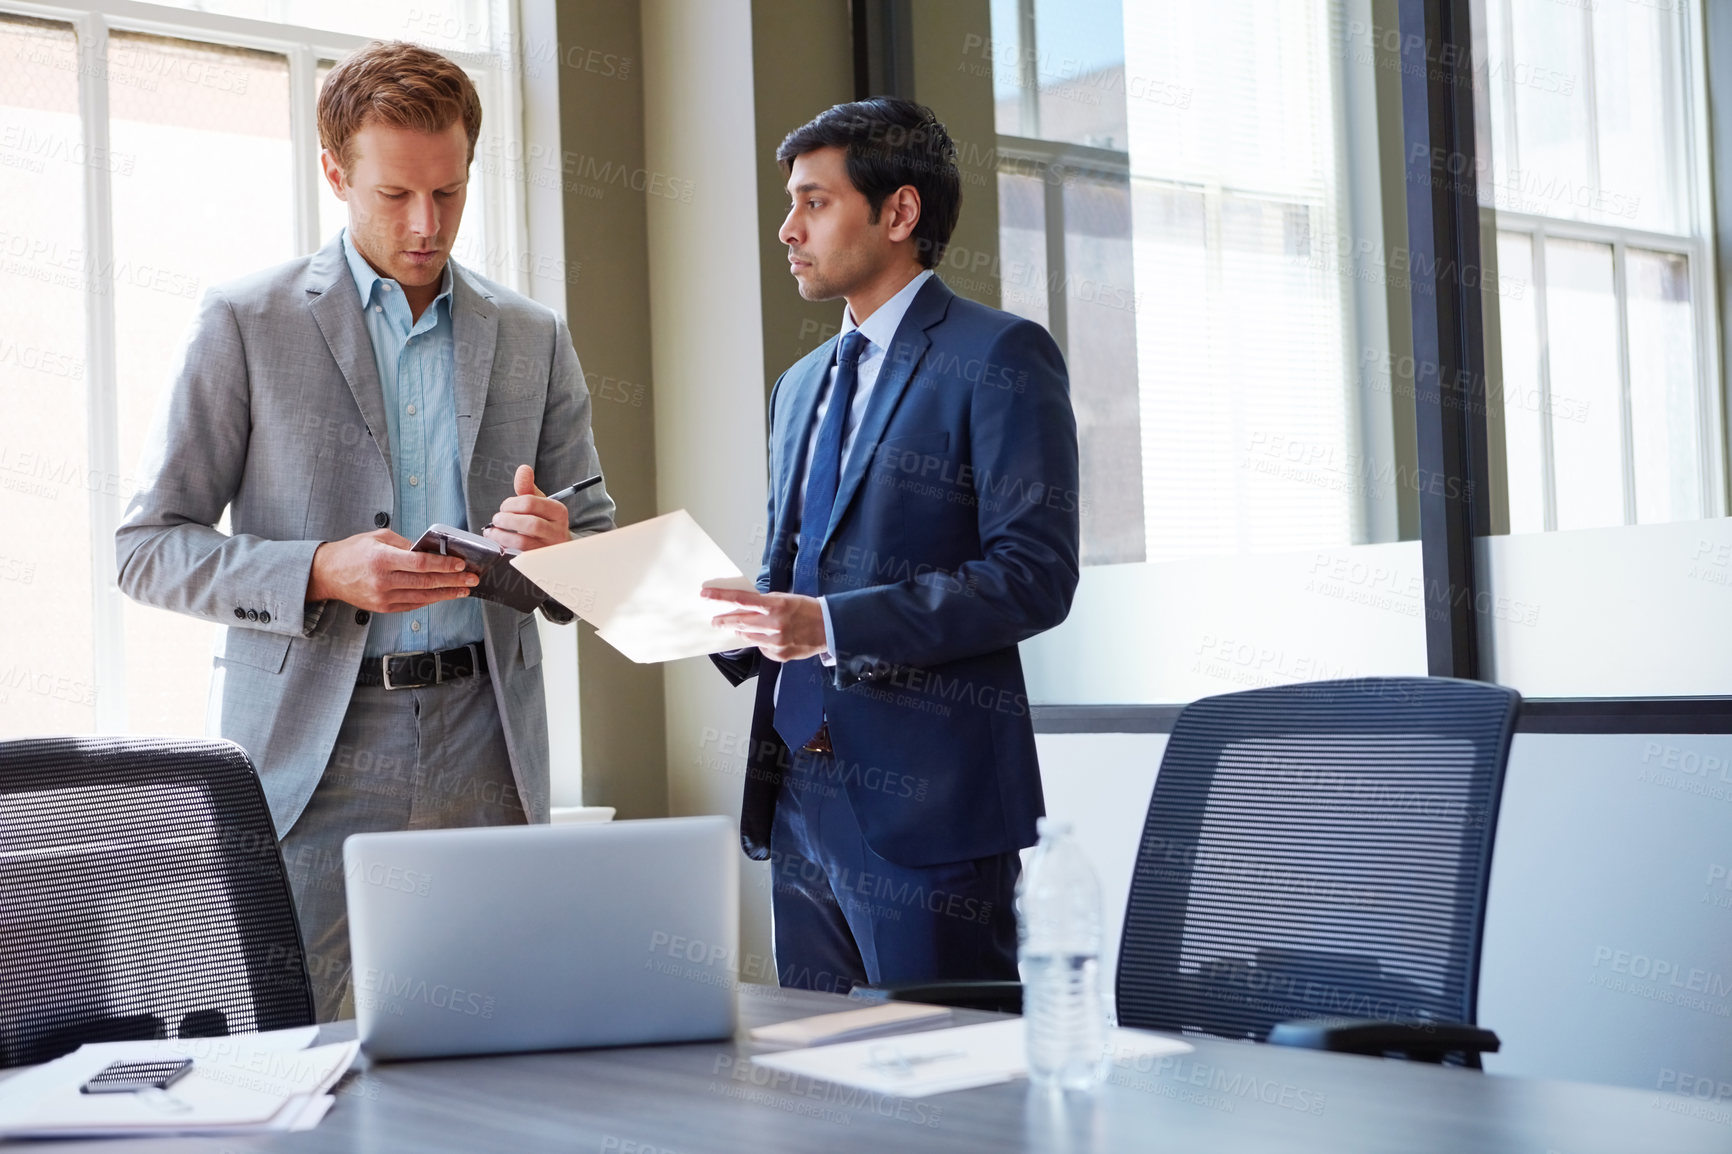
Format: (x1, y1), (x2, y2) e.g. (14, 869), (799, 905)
(279, 670), (524, 1022)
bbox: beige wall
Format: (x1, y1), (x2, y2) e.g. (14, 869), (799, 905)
(908, 0), (1001, 309)
(641, 0), (778, 969)
(1371, 0), (1421, 540)
(555, 0), (668, 819)
(751, 0), (855, 378)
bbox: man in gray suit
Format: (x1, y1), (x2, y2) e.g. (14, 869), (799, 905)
(116, 41), (612, 1020)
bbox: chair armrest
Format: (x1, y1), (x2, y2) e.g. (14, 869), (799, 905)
(860, 980), (1023, 1015)
(1268, 1017), (1500, 1064)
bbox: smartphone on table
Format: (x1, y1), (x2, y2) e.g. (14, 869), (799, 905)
(79, 1058), (193, 1094)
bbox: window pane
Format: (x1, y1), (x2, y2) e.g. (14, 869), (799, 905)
(315, 59), (344, 249)
(107, 32), (295, 736)
(447, 82), (496, 282)
(1216, 194), (1351, 550)
(990, 0), (1129, 149)
(1127, 0), (1353, 561)
(1543, 238), (1624, 531)
(996, 169), (1048, 327)
(1626, 249), (1699, 524)
(1063, 173), (1143, 563)
(1482, 0), (1518, 206)
(1495, 232), (1547, 535)
(1481, 0), (1710, 534)
(989, 0), (1022, 137)
(1497, 0), (1598, 222)
(0, 17), (95, 736)
(1128, 0), (1326, 198)
(143, 1), (494, 53)
(1033, 0), (1126, 149)
(1127, 184), (1213, 560)
(1590, 0), (1687, 234)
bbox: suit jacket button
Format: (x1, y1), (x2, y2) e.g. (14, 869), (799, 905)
(355, 609), (370, 625)
(234, 607), (246, 619)
(375, 511), (390, 528)
(258, 610), (271, 625)
(246, 609), (259, 622)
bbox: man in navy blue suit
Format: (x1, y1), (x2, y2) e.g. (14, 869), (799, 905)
(703, 98), (1080, 992)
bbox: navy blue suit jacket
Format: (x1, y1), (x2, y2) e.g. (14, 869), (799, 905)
(714, 276), (1080, 868)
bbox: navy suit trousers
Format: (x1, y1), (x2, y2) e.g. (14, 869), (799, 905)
(768, 747), (1020, 992)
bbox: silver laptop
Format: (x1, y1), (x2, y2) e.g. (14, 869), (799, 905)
(343, 815), (739, 1060)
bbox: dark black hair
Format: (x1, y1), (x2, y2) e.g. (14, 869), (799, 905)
(776, 97), (962, 270)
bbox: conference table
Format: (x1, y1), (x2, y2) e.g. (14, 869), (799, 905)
(5, 985), (1727, 1153)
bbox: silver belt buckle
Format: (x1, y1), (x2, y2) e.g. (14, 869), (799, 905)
(380, 650), (429, 691)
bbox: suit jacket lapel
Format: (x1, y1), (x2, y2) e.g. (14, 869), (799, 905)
(823, 277), (952, 544)
(305, 237), (393, 484)
(450, 265), (498, 483)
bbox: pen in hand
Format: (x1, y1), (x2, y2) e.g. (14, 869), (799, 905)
(487, 473), (604, 533)
(545, 475), (605, 503)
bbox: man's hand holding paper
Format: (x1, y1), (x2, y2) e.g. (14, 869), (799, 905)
(699, 588), (829, 663)
(508, 510), (759, 663)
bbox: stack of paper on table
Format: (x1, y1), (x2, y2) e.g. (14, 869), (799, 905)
(750, 1019), (1191, 1098)
(749, 1002), (953, 1048)
(0, 1026), (358, 1139)
(510, 509), (758, 663)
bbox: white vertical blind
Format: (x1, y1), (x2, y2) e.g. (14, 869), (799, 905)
(1124, 0), (1353, 561)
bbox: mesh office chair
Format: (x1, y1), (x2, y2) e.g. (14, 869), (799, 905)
(0, 737), (315, 1067)
(1119, 676), (1517, 1063)
(881, 677), (1518, 1064)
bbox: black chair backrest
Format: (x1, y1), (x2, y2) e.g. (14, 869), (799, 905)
(0, 737), (315, 1066)
(1116, 677), (1520, 1041)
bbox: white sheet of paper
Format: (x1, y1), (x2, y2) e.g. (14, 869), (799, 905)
(749, 1019), (1192, 1098)
(72, 1025), (322, 1061)
(0, 1036), (358, 1138)
(510, 509), (759, 663)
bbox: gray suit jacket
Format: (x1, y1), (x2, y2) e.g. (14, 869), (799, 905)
(116, 234), (614, 835)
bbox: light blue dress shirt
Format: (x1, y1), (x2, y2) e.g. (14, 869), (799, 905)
(342, 230), (485, 657)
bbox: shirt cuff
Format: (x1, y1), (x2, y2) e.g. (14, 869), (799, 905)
(818, 596), (837, 667)
(301, 599), (329, 639)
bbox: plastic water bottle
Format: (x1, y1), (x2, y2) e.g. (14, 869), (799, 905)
(1018, 817), (1108, 1091)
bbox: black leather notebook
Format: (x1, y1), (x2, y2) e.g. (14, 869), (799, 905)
(409, 523), (564, 616)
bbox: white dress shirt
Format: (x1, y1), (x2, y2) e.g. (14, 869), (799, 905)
(795, 268), (934, 666)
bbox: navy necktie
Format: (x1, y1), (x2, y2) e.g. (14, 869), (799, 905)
(774, 330), (869, 752)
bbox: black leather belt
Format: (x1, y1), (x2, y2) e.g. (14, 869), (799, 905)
(801, 724), (833, 754)
(357, 642), (487, 690)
